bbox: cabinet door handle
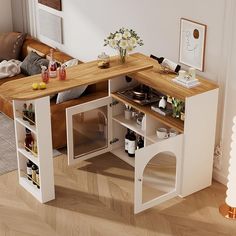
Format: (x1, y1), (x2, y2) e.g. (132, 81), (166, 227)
(138, 178), (142, 182)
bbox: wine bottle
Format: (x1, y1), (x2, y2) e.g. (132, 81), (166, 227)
(28, 103), (35, 125)
(48, 49), (57, 78)
(137, 136), (144, 150)
(24, 129), (34, 152)
(32, 164), (37, 185)
(22, 103), (28, 121)
(125, 129), (130, 153)
(150, 54), (181, 73)
(26, 160), (32, 180)
(36, 168), (40, 189)
(128, 131), (136, 158)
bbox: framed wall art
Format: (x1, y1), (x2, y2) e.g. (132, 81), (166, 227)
(179, 18), (207, 71)
(38, 0), (62, 11)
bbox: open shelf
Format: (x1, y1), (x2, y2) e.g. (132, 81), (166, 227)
(146, 134), (166, 143)
(19, 176), (41, 200)
(15, 117), (36, 134)
(18, 147), (39, 166)
(112, 114), (145, 137)
(111, 93), (184, 133)
(111, 147), (135, 167)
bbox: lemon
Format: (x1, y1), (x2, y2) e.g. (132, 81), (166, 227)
(39, 82), (46, 90)
(32, 83), (39, 90)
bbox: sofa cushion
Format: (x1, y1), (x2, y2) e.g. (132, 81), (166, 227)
(0, 32), (26, 61)
(21, 51), (49, 76)
(56, 85), (88, 104)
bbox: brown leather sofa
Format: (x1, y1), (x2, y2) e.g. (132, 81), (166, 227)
(0, 37), (107, 149)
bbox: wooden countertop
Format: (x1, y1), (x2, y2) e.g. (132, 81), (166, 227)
(0, 53), (219, 101)
(130, 53), (219, 101)
(0, 54), (153, 100)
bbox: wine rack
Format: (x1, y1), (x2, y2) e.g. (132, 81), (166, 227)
(13, 97), (55, 203)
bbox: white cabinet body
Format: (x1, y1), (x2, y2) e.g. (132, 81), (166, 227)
(180, 89), (219, 196)
(66, 76), (219, 213)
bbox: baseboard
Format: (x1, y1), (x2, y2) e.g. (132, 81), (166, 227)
(213, 169), (227, 185)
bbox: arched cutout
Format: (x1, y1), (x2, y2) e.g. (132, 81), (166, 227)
(142, 151), (176, 204)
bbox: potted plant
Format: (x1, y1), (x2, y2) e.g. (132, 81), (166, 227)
(104, 27), (144, 63)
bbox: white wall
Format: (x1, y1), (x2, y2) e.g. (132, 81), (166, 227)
(0, 0), (12, 32)
(215, 1), (236, 185)
(26, 0), (234, 184)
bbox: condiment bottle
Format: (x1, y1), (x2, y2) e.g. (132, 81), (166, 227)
(97, 52), (110, 69)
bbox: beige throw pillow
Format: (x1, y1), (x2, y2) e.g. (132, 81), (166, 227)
(0, 32), (26, 61)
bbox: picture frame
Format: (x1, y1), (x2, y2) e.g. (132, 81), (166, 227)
(38, 0), (62, 11)
(179, 18), (207, 71)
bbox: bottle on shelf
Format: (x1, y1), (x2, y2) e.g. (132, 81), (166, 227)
(150, 54), (181, 73)
(36, 168), (40, 189)
(128, 131), (136, 158)
(48, 49), (57, 78)
(22, 103), (28, 121)
(24, 129), (34, 152)
(137, 136), (144, 150)
(26, 160), (32, 180)
(28, 103), (35, 125)
(31, 164), (37, 185)
(125, 129), (131, 153)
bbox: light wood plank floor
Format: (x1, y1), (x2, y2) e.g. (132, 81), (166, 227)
(0, 153), (236, 236)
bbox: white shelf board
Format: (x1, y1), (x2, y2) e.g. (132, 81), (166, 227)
(19, 176), (41, 202)
(112, 114), (145, 137)
(146, 134), (164, 143)
(111, 147), (135, 167)
(15, 117), (37, 134)
(146, 134), (181, 144)
(18, 147), (39, 166)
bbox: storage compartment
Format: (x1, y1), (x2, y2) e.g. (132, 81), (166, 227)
(72, 105), (108, 158)
(16, 122), (38, 158)
(18, 152), (41, 199)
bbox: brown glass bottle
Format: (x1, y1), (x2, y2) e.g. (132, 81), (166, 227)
(24, 129), (34, 152)
(128, 131), (136, 157)
(28, 103), (35, 125)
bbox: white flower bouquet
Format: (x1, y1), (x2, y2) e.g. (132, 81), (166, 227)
(104, 28), (144, 63)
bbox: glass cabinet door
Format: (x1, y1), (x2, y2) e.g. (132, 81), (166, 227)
(134, 134), (183, 214)
(66, 96), (112, 165)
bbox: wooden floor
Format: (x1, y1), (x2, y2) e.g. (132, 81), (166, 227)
(0, 153), (236, 236)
